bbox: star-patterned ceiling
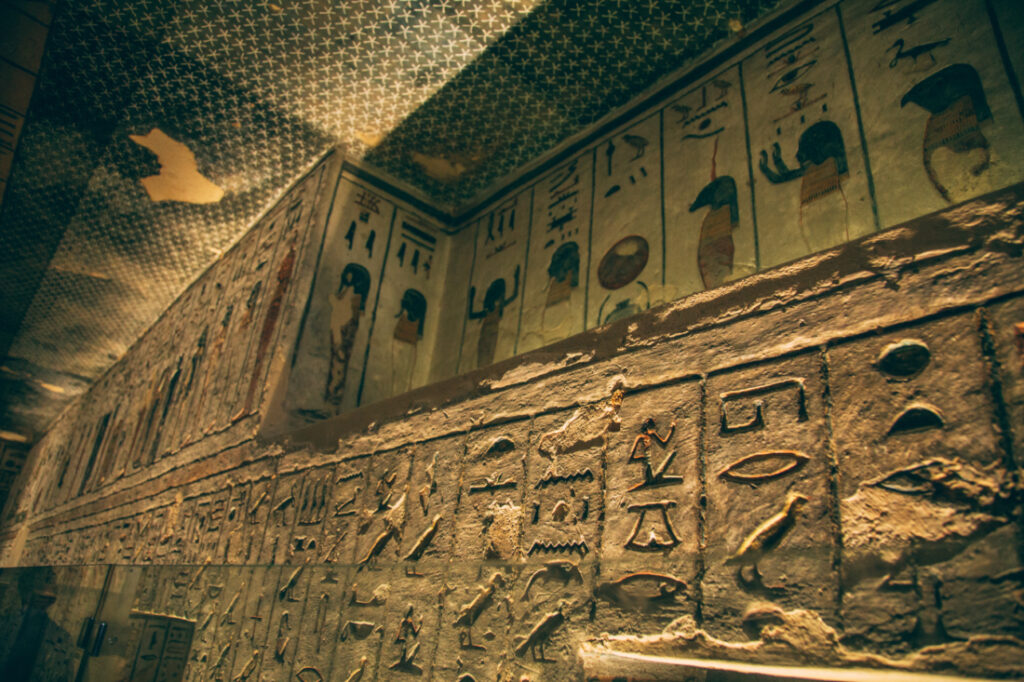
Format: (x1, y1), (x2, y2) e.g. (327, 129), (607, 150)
(0, 0), (785, 447)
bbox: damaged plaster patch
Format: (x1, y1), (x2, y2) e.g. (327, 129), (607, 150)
(483, 502), (521, 560)
(411, 151), (473, 182)
(841, 457), (1019, 584)
(483, 352), (595, 390)
(355, 130), (383, 148)
(128, 128), (224, 204)
(536, 385), (623, 458)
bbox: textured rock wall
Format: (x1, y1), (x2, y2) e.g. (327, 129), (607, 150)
(0, 151), (341, 556)
(0, 0), (1022, 676)
(0, 184), (1020, 680)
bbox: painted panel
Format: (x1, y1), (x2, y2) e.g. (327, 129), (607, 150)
(285, 177), (396, 419)
(518, 153), (594, 353)
(458, 192), (529, 373)
(359, 209), (449, 407)
(664, 64), (758, 297)
(746, 7), (876, 269)
(843, 0), (1024, 227)
(237, 163), (330, 419)
(587, 114), (664, 329)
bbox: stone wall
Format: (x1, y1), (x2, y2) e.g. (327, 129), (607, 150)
(0, 184), (1021, 680)
(0, 0), (1023, 678)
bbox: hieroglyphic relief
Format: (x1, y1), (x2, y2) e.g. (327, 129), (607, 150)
(158, 498), (196, 565)
(524, 409), (605, 563)
(286, 467), (333, 564)
(703, 354), (835, 638)
(664, 65), (757, 296)
(258, 473), (303, 565)
(600, 382), (701, 630)
(454, 423), (530, 562)
(289, 566), (347, 682)
(180, 565), (228, 680)
(587, 115), (663, 328)
(228, 566), (278, 681)
(336, 569), (389, 681)
(828, 314), (1014, 648)
(459, 193), (528, 372)
(519, 154), (594, 353)
(507, 560), (594, 680)
(435, 564), (519, 680)
(353, 448), (413, 571)
(183, 489), (230, 565)
(204, 566), (253, 681)
(314, 457), (367, 565)
(397, 436), (464, 570)
(377, 567), (444, 677)
(843, 0), (1024, 226)
(222, 476), (275, 565)
(259, 563), (312, 680)
(746, 8), (876, 267)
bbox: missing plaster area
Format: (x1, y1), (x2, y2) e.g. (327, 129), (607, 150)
(128, 128), (224, 204)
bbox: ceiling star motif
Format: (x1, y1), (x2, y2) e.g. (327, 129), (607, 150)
(0, 0), (781, 445)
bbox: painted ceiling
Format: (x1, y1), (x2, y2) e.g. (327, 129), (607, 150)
(0, 0), (783, 446)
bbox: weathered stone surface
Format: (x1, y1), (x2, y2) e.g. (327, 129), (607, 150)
(986, 295), (1024, 467)
(1, 9), (1024, 675)
(703, 351), (837, 638)
(455, 421), (531, 562)
(435, 563), (521, 681)
(582, 604), (1024, 679)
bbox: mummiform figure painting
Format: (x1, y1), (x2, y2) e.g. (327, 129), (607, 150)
(325, 263), (371, 405)
(390, 288), (426, 395)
